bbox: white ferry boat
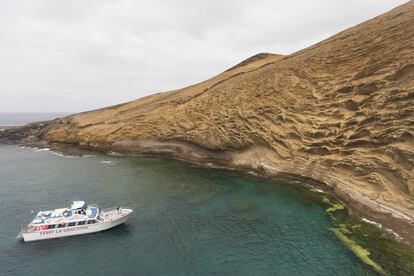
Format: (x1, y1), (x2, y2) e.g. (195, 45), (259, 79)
(16, 201), (133, 242)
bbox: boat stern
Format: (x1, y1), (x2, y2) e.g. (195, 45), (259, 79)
(16, 228), (24, 240)
(102, 206), (133, 223)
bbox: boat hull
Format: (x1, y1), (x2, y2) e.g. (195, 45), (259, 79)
(21, 209), (132, 242)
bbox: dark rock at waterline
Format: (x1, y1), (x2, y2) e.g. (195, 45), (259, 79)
(0, 121), (52, 144)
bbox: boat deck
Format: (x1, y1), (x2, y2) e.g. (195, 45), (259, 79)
(102, 208), (132, 222)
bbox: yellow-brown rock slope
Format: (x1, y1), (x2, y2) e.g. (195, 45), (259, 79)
(2, 1), (414, 243)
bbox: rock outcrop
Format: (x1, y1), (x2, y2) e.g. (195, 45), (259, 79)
(2, 1), (414, 244)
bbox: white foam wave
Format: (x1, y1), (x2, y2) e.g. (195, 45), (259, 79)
(101, 160), (114, 165)
(385, 228), (403, 240)
(19, 145), (96, 158)
(35, 148), (50, 152)
(49, 151), (80, 158)
(49, 151), (94, 158)
(310, 188), (324, 193)
(361, 217), (383, 228)
(107, 151), (123, 156)
(358, 218), (404, 241)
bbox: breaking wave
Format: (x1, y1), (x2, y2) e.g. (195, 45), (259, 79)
(18, 145), (94, 159)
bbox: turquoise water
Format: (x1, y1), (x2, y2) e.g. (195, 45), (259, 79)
(0, 145), (375, 275)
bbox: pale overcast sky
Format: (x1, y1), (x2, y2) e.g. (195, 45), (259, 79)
(0, 0), (408, 113)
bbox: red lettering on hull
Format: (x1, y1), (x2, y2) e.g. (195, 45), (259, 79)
(39, 226), (89, 235)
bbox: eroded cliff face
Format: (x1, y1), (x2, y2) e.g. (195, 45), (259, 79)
(2, 2), (414, 234)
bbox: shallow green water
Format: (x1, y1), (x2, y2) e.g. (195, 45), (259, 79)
(0, 145), (380, 275)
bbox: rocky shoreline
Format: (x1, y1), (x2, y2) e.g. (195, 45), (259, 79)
(3, 131), (413, 250)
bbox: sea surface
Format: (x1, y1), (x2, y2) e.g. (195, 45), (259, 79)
(0, 113), (69, 126)
(0, 145), (377, 275)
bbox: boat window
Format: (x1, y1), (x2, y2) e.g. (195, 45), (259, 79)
(58, 223), (65, 228)
(48, 224), (56, 229)
(68, 222), (76, 227)
(78, 221), (86, 225)
(87, 220), (96, 224)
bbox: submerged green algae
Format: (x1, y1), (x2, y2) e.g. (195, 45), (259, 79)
(319, 194), (383, 273)
(317, 192), (414, 275)
(322, 196), (345, 213)
(339, 216), (414, 275)
(322, 195), (345, 222)
(186, 178), (230, 204)
(187, 191), (217, 204)
(231, 199), (256, 211)
(230, 199), (265, 221)
(191, 176), (414, 274)
(331, 225), (384, 274)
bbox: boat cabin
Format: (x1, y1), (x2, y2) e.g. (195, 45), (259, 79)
(28, 200), (105, 232)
